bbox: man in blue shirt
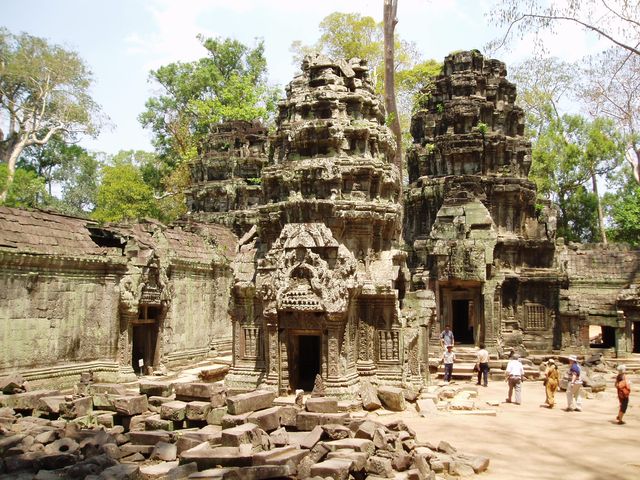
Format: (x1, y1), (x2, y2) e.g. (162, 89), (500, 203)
(566, 355), (583, 412)
(440, 325), (454, 349)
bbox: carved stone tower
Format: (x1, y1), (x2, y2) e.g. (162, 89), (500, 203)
(226, 55), (420, 396)
(404, 51), (561, 354)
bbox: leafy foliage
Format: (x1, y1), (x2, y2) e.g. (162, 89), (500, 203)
(139, 36), (279, 166)
(0, 27), (103, 201)
(606, 166), (640, 246)
(0, 163), (46, 208)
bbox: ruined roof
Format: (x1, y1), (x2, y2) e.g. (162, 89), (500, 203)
(0, 206), (115, 256)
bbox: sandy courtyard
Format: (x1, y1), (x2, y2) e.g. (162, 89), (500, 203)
(380, 376), (640, 480)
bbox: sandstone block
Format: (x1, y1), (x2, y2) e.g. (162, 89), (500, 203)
(0, 373), (26, 394)
(36, 396), (66, 414)
(186, 401), (212, 421)
(268, 427), (289, 447)
(324, 438), (375, 455)
(206, 406), (227, 426)
(96, 464), (139, 479)
(150, 441), (177, 461)
(179, 443), (253, 469)
(221, 411), (252, 429)
(93, 393), (117, 411)
(160, 400), (187, 421)
(305, 397), (338, 413)
(321, 424), (352, 440)
(176, 436), (202, 454)
(221, 422), (263, 448)
(129, 430), (172, 446)
(252, 445), (309, 467)
(450, 461), (475, 477)
(139, 460), (182, 479)
(90, 384), (128, 395)
(366, 455), (394, 477)
(139, 381), (173, 398)
(300, 425), (324, 449)
(113, 395), (148, 416)
(59, 396), (93, 419)
(310, 458), (352, 480)
(174, 382), (226, 405)
(326, 449), (368, 471)
(377, 386), (406, 411)
(247, 406), (281, 432)
(144, 414), (175, 431)
(277, 405), (300, 427)
(360, 381), (382, 410)
(296, 411), (349, 431)
(226, 389), (276, 415)
(0, 389), (60, 410)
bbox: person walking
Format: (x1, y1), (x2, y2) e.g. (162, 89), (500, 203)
(441, 344), (455, 383)
(440, 325), (454, 348)
(565, 355), (583, 412)
(476, 343), (490, 387)
(544, 359), (559, 408)
(505, 353), (525, 405)
(615, 364), (631, 424)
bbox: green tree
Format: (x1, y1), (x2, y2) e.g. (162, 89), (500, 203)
(52, 146), (101, 215)
(139, 36), (278, 166)
(0, 28), (103, 202)
(92, 158), (159, 224)
(606, 166), (640, 246)
(0, 163), (46, 208)
(531, 113), (625, 243)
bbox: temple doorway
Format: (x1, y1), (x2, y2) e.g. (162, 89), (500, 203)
(452, 299), (474, 344)
(634, 322), (640, 353)
(289, 334), (321, 392)
(132, 305), (160, 375)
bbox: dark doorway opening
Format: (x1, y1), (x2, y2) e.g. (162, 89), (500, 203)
(634, 322), (640, 353)
(295, 335), (321, 392)
(132, 305), (160, 375)
(452, 299), (474, 344)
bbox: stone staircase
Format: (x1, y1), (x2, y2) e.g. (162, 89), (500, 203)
(429, 346), (541, 381)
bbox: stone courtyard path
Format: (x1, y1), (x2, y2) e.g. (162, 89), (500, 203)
(384, 377), (639, 479)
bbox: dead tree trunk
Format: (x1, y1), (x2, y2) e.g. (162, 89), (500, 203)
(383, 0), (402, 191)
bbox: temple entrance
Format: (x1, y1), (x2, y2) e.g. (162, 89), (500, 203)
(289, 334), (321, 392)
(132, 305), (160, 375)
(634, 322), (640, 353)
(440, 282), (483, 346)
(452, 299), (474, 344)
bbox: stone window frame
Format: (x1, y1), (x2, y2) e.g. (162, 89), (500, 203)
(241, 326), (263, 360)
(376, 329), (401, 363)
(524, 302), (547, 330)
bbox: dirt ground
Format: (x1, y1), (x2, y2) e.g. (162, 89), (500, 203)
(380, 377), (640, 480)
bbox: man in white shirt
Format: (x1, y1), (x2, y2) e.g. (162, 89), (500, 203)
(441, 344), (455, 383)
(505, 353), (525, 405)
(476, 343), (490, 387)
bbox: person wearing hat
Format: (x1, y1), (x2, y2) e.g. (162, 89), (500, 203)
(566, 355), (583, 412)
(544, 359), (559, 408)
(615, 364), (631, 424)
(505, 352), (525, 404)
(441, 344), (455, 383)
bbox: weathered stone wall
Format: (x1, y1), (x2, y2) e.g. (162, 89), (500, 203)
(0, 255), (125, 381)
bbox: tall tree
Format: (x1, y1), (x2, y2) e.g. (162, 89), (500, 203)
(0, 163), (46, 209)
(0, 28), (102, 202)
(139, 36), (278, 166)
(383, 0), (402, 184)
(606, 165), (640, 246)
(488, 0), (640, 57)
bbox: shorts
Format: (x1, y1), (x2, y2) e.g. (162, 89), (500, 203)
(619, 397), (629, 413)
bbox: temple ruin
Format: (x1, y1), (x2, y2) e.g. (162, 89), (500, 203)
(1, 51), (639, 393)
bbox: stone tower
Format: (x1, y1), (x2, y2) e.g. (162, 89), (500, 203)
(185, 120), (269, 236)
(226, 55), (422, 396)
(404, 51), (561, 354)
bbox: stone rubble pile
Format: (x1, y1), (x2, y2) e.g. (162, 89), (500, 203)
(0, 376), (489, 479)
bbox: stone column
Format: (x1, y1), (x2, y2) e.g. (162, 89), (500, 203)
(482, 283), (497, 349)
(264, 313), (281, 390)
(117, 310), (137, 381)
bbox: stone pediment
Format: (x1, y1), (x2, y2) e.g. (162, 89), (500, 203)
(257, 223), (356, 316)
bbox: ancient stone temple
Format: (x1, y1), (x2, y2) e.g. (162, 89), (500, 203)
(185, 120), (270, 236)
(0, 207), (236, 387)
(404, 50), (563, 354)
(226, 55), (429, 396)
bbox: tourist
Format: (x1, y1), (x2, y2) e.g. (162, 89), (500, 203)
(565, 355), (583, 412)
(441, 344), (455, 383)
(615, 364), (631, 424)
(440, 325), (454, 349)
(505, 352), (524, 405)
(476, 343), (490, 387)
(544, 359), (559, 408)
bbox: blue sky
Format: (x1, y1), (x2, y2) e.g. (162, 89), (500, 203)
(2, 0), (604, 155)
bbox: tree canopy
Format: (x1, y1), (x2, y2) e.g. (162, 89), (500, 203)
(0, 27), (103, 202)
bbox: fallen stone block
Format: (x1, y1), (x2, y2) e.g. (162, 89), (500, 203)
(174, 382), (226, 405)
(176, 435), (203, 454)
(144, 414), (175, 431)
(59, 396), (93, 419)
(179, 444), (253, 469)
(113, 395), (148, 416)
(416, 399), (437, 415)
(269, 427), (289, 447)
(324, 438), (375, 456)
(0, 390), (60, 410)
(310, 458), (352, 480)
(0, 373), (26, 394)
(161, 400), (187, 421)
(223, 465), (295, 480)
(221, 422), (263, 449)
(360, 381), (382, 411)
(300, 425), (325, 449)
(150, 441), (177, 461)
(326, 449), (368, 471)
(206, 406), (227, 426)
(90, 383), (128, 395)
(454, 453), (490, 473)
(139, 381), (173, 398)
(226, 390), (276, 415)
(186, 401), (212, 421)
(322, 424), (352, 441)
(96, 464), (139, 479)
(198, 365), (230, 383)
(187, 467), (239, 478)
(139, 460), (181, 479)
(377, 386), (406, 411)
(305, 397), (338, 413)
(252, 445), (309, 467)
(277, 405), (300, 428)
(92, 393), (117, 411)
(129, 430), (172, 446)
(36, 396), (66, 414)
(247, 406), (281, 432)
(221, 411), (252, 429)
(44, 437), (79, 455)
(120, 444), (155, 457)
(366, 455), (394, 477)
(130, 412), (155, 431)
(296, 412), (349, 431)
(449, 460), (475, 477)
